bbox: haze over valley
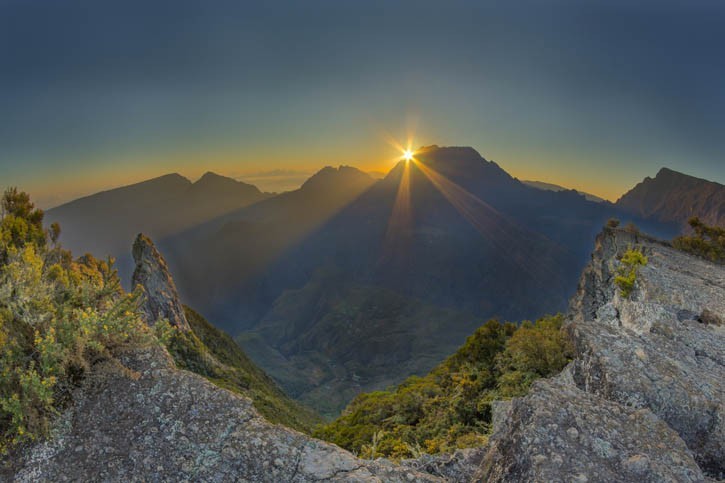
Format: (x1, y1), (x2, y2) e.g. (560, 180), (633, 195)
(45, 145), (718, 414)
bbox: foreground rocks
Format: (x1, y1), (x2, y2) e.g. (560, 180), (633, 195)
(479, 227), (723, 481)
(480, 372), (704, 482)
(8, 345), (440, 482)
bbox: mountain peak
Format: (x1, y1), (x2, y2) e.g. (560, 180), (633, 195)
(655, 167), (685, 179)
(191, 171), (262, 194)
(300, 165), (374, 191)
(616, 167), (724, 227)
(197, 171), (228, 182)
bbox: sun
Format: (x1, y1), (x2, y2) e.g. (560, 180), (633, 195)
(403, 149), (414, 162)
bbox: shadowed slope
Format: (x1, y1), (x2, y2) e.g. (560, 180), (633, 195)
(616, 167), (724, 229)
(46, 172), (269, 264)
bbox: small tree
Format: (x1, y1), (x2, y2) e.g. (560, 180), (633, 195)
(614, 247), (648, 298)
(673, 217), (725, 263)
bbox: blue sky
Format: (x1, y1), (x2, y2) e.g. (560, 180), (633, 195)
(1, 0), (723, 207)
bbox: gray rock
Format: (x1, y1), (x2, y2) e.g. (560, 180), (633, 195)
(568, 228), (724, 476)
(7, 344), (441, 482)
(477, 228), (723, 481)
(132, 233), (190, 331)
(399, 448), (486, 482)
(479, 376), (704, 482)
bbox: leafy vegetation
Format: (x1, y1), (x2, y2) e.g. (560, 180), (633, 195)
(314, 314), (573, 459)
(0, 188), (320, 453)
(241, 269), (485, 418)
(673, 217), (724, 263)
(614, 247), (648, 298)
(0, 188), (150, 451)
(162, 306), (322, 433)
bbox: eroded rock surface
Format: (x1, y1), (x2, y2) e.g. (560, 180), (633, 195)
(480, 372), (703, 482)
(132, 233), (190, 331)
(569, 228), (724, 476)
(479, 227), (724, 481)
(8, 345), (440, 482)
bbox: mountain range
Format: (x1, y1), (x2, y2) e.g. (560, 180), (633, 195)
(522, 180), (606, 203)
(45, 146), (719, 415)
(47, 171), (270, 261)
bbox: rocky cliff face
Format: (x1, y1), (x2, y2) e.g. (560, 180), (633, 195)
(132, 233), (190, 331)
(479, 227), (724, 481)
(5, 228), (723, 481)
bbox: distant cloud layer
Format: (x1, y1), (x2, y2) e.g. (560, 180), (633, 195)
(235, 170), (314, 194)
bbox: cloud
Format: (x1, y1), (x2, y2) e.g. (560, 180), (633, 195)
(235, 169), (315, 193)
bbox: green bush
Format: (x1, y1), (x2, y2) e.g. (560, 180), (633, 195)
(614, 247), (648, 298)
(0, 189), (150, 451)
(315, 315), (573, 459)
(160, 306), (322, 433)
(673, 217), (725, 263)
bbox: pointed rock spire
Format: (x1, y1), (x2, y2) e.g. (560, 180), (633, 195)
(132, 233), (190, 331)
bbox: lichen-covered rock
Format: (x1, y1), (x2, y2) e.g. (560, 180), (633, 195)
(479, 374), (704, 482)
(568, 228), (724, 476)
(132, 233), (190, 331)
(477, 227), (723, 481)
(6, 344), (441, 482)
(399, 448), (486, 482)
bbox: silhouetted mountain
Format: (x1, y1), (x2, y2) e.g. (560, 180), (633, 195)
(45, 147), (686, 415)
(522, 180), (606, 203)
(157, 146), (672, 413)
(616, 167), (724, 230)
(160, 165), (377, 326)
(47, 172), (269, 262)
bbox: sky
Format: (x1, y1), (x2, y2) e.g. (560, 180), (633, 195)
(1, 0), (724, 207)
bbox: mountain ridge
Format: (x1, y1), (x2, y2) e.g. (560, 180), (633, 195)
(522, 179), (606, 203)
(42, 147), (714, 417)
(616, 166), (724, 229)
(46, 170), (271, 272)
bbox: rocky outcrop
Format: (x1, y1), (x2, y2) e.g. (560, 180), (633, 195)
(480, 372), (703, 482)
(568, 228), (724, 476)
(8, 344), (441, 482)
(479, 227), (724, 481)
(132, 233), (190, 331)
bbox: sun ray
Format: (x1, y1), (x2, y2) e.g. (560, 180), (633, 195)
(412, 159), (566, 288)
(380, 160), (413, 264)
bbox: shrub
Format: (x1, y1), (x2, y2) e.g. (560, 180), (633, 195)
(673, 217), (724, 263)
(614, 246), (648, 298)
(315, 315), (573, 458)
(0, 189), (150, 451)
